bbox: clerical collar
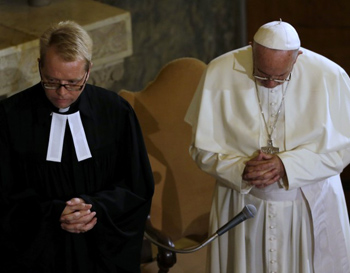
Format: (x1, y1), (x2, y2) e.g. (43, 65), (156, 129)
(59, 106), (70, 113)
(46, 111), (92, 162)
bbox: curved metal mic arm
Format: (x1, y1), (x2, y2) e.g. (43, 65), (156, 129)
(144, 204), (257, 254)
(144, 230), (218, 254)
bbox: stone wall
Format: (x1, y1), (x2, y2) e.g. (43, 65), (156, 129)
(95, 0), (246, 92)
(0, 0), (245, 97)
(0, 0), (132, 98)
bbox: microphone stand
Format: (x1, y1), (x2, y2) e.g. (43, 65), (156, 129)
(144, 229), (218, 254)
(144, 204), (257, 254)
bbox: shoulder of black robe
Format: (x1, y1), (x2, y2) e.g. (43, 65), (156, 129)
(0, 83), (154, 273)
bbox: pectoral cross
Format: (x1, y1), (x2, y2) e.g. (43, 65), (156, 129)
(261, 139), (279, 154)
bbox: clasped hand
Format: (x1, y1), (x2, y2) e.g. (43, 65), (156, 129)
(60, 197), (97, 234)
(242, 150), (285, 188)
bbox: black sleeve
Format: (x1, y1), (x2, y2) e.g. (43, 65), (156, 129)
(80, 97), (154, 272)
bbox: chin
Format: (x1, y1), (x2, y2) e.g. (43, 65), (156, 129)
(52, 101), (72, 109)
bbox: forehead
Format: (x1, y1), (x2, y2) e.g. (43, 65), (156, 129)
(41, 46), (86, 78)
(253, 43), (295, 75)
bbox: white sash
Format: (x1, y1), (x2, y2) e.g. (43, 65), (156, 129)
(46, 111), (92, 162)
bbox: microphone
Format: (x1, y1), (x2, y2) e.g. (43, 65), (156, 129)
(144, 204), (257, 254)
(216, 204), (257, 236)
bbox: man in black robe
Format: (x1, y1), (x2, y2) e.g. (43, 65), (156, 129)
(0, 20), (154, 273)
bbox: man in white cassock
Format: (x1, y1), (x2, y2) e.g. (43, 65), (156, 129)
(185, 20), (350, 273)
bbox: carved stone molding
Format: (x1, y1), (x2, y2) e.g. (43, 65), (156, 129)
(0, 0), (132, 97)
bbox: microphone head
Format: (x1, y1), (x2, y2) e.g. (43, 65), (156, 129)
(216, 204), (257, 237)
(243, 204), (257, 219)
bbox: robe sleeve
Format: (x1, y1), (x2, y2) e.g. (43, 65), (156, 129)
(279, 147), (350, 190)
(79, 100), (154, 271)
(189, 142), (350, 193)
(0, 103), (55, 270)
(188, 145), (253, 193)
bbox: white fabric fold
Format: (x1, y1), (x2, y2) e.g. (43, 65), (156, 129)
(68, 112), (92, 161)
(46, 113), (67, 162)
(46, 111), (92, 162)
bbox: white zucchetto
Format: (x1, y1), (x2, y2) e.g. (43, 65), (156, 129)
(254, 20), (301, 50)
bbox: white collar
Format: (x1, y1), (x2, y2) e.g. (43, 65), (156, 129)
(46, 111), (92, 162)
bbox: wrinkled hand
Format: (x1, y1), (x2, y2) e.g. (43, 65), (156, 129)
(242, 151), (285, 188)
(60, 198), (97, 234)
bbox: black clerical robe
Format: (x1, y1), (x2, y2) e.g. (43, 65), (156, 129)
(0, 83), (154, 273)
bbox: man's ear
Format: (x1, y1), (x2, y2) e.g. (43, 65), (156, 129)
(293, 50), (303, 64)
(86, 62), (93, 81)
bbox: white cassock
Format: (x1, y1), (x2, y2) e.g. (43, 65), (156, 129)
(185, 46), (350, 273)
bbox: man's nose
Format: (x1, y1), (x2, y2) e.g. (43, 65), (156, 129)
(263, 80), (279, 89)
(56, 85), (68, 96)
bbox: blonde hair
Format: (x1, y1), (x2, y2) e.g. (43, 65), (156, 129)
(40, 20), (93, 70)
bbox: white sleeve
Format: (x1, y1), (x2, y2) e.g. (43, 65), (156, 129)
(190, 143), (350, 192)
(189, 145), (253, 193)
(278, 147), (350, 190)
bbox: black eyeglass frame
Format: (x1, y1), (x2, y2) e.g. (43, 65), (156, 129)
(39, 64), (89, 92)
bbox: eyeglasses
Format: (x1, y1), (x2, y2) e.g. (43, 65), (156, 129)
(39, 66), (89, 91)
(41, 71), (88, 91)
(253, 73), (292, 83)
